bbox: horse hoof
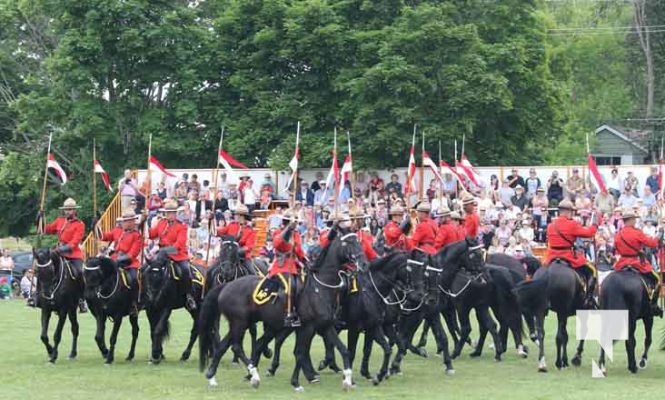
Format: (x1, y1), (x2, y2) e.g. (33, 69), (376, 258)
(250, 378), (260, 389)
(104, 358), (114, 365)
(263, 348), (273, 359)
(518, 350), (528, 359)
(208, 377), (218, 387)
(469, 351), (481, 358)
(538, 367), (548, 373)
(629, 366), (638, 374)
(342, 369), (354, 391)
(180, 354), (190, 362)
(446, 369), (456, 376)
(372, 377), (380, 386)
(68, 354), (77, 361)
(125, 355), (134, 362)
(495, 355), (502, 362)
(571, 356), (582, 367)
(639, 358), (648, 369)
(308, 377), (320, 384)
(266, 370), (275, 377)
(318, 360), (328, 371)
(294, 386), (305, 393)
(417, 348), (428, 358)
(231, 361), (240, 368)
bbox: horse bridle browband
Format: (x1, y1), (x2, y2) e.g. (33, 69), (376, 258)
(37, 257), (64, 301)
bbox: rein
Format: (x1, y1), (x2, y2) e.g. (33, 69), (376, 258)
(97, 270), (121, 300)
(311, 270), (346, 289)
(438, 271), (484, 298)
(38, 259), (64, 301)
(368, 268), (407, 306)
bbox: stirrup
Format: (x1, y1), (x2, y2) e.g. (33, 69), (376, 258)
(284, 313), (301, 328)
(185, 295), (197, 311)
(78, 300), (88, 313)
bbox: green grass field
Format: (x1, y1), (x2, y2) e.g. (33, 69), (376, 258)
(2, 300), (665, 400)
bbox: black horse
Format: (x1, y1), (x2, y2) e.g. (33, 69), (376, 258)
(598, 269), (653, 374)
(33, 248), (82, 363)
(515, 260), (586, 372)
(142, 249), (204, 363)
(389, 239), (485, 374)
(319, 250), (428, 384)
(83, 257), (139, 364)
(199, 232), (368, 392)
(202, 236), (271, 363)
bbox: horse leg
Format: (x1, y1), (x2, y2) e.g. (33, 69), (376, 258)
(453, 305), (472, 359)
(346, 327), (360, 372)
(318, 329), (342, 373)
(524, 312), (537, 343)
(359, 328), (373, 380)
(94, 313), (108, 358)
(555, 312), (569, 370)
(626, 316), (637, 373)
(151, 309), (171, 364)
(205, 332), (231, 384)
(67, 307), (79, 360)
(428, 313), (455, 374)
(229, 322), (260, 388)
(291, 323), (316, 391)
(415, 319), (430, 349)
(126, 314), (139, 361)
(639, 316), (653, 369)
(50, 310), (68, 363)
(322, 325), (354, 390)
(598, 345), (607, 375)
(536, 313), (547, 372)
(106, 316), (123, 364)
(408, 318), (428, 357)
(234, 323), (255, 365)
(372, 326), (393, 384)
(507, 314), (527, 358)
(180, 309), (199, 361)
(265, 329), (290, 376)
(480, 306), (503, 360)
(571, 340), (585, 367)
(40, 308), (54, 358)
(441, 307), (462, 352)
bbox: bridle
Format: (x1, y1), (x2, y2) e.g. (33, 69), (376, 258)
(84, 262), (122, 300)
(36, 256), (63, 301)
(311, 233), (364, 289)
(438, 244), (486, 298)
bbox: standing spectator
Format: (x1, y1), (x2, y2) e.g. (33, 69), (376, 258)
(118, 169), (139, 211)
(260, 173), (276, 199)
(369, 172), (384, 193)
(385, 174), (403, 197)
(147, 190), (164, 224)
(507, 168), (525, 189)
(0, 249), (13, 288)
(338, 181), (352, 203)
(227, 183), (239, 210)
(606, 167), (622, 200)
(259, 189), (272, 210)
(217, 172), (230, 199)
(213, 189), (229, 220)
(624, 171), (639, 195)
(426, 179), (437, 203)
(531, 187), (549, 231)
(546, 170), (564, 206)
(188, 174), (201, 193)
(355, 172), (369, 197)
(498, 179), (515, 208)
(489, 174), (500, 192)
(296, 181), (315, 206)
(310, 171), (325, 193)
(268, 207), (284, 230)
(186, 191), (198, 213)
(524, 168), (541, 199)
(442, 173), (457, 199)
(175, 181), (188, 205)
(566, 168), (584, 201)
(242, 179), (258, 213)
(646, 167), (659, 195)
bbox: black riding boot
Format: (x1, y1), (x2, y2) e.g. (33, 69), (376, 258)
(73, 261), (88, 313)
(125, 268), (139, 316)
(178, 262), (197, 311)
(642, 272), (663, 318)
(284, 276), (301, 328)
(584, 275), (597, 310)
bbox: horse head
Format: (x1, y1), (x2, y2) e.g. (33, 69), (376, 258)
(83, 257), (117, 295)
(33, 247), (61, 302)
(432, 238), (485, 290)
(330, 232), (369, 273)
(215, 236), (243, 282)
(144, 249), (171, 304)
(378, 251), (427, 307)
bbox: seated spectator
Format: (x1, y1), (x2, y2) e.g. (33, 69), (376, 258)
(511, 185), (529, 211)
(269, 207), (283, 230)
(0, 249), (14, 287)
(20, 269), (35, 299)
(188, 173), (201, 193)
(518, 217), (535, 243)
(157, 181), (168, 200)
(606, 167), (622, 200)
(504, 236), (518, 256)
(498, 179), (515, 208)
(566, 168), (584, 201)
(195, 191), (213, 222)
(643, 185), (656, 208)
(242, 179), (258, 213)
(442, 173), (457, 199)
(314, 181), (331, 207)
(594, 190), (615, 216)
(260, 173), (276, 198)
(385, 174), (403, 197)
(617, 188), (637, 208)
(488, 236), (504, 255)
(175, 181), (188, 205)
(426, 179), (437, 203)
(178, 203), (194, 226)
(546, 170), (564, 206)
(260, 189), (272, 210)
(260, 237), (275, 262)
(296, 181), (315, 206)
(646, 166), (659, 195)
(507, 168), (525, 189)
(496, 219), (512, 246)
(624, 170), (638, 195)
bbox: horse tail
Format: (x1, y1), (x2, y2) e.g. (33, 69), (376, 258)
(513, 269), (550, 316)
(198, 283), (225, 372)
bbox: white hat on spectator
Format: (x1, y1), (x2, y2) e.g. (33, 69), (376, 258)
(160, 199), (179, 213)
(319, 180), (326, 186)
(515, 185), (524, 191)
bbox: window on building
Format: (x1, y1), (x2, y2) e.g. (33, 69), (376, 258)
(594, 156), (621, 166)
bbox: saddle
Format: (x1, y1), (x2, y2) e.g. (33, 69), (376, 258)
(618, 267), (652, 294)
(166, 261), (205, 287)
(550, 258), (587, 289)
(252, 273), (289, 305)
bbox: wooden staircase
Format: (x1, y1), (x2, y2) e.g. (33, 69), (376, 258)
(252, 209), (272, 256)
(82, 191), (122, 257)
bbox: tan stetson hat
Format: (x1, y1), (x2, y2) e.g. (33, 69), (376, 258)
(461, 194), (477, 206)
(233, 204), (250, 216)
(450, 211), (464, 221)
(558, 199), (575, 210)
(436, 208), (452, 218)
(59, 198), (81, 210)
(416, 201), (431, 213)
(621, 210), (638, 220)
(389, 206), (405, 216)
(159, 199), (179, 213)
(119, 210), (138, 222)
(281, 209), (300, 222)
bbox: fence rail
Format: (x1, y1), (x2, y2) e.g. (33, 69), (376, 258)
(82, 191), (122, 258)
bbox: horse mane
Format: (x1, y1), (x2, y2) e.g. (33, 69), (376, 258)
(434, 239), (469, 269)
(370, 250), (406, 272)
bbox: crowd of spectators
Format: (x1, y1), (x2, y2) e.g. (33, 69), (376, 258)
(120, 165), (665, 270)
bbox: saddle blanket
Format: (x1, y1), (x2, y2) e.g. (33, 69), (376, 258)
(252, 274), (289, 305)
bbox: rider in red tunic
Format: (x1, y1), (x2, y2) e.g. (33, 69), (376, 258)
(410, 202), (438, 255)
(614, 210), (663, 317)
(148, 199), (197, 311)
(269, 210), (306, 327)
(434, 208), (458, 250)
(216, 204), (256, 273)
(545, 199), (598, 308)
(42, 198), (87, 312)
(319, 212), (352, 249)
(384, 206), (412, 252)
(349, 210), (378, 261)
(461, 194), (480, 240)
(97, 210), (142, 313)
